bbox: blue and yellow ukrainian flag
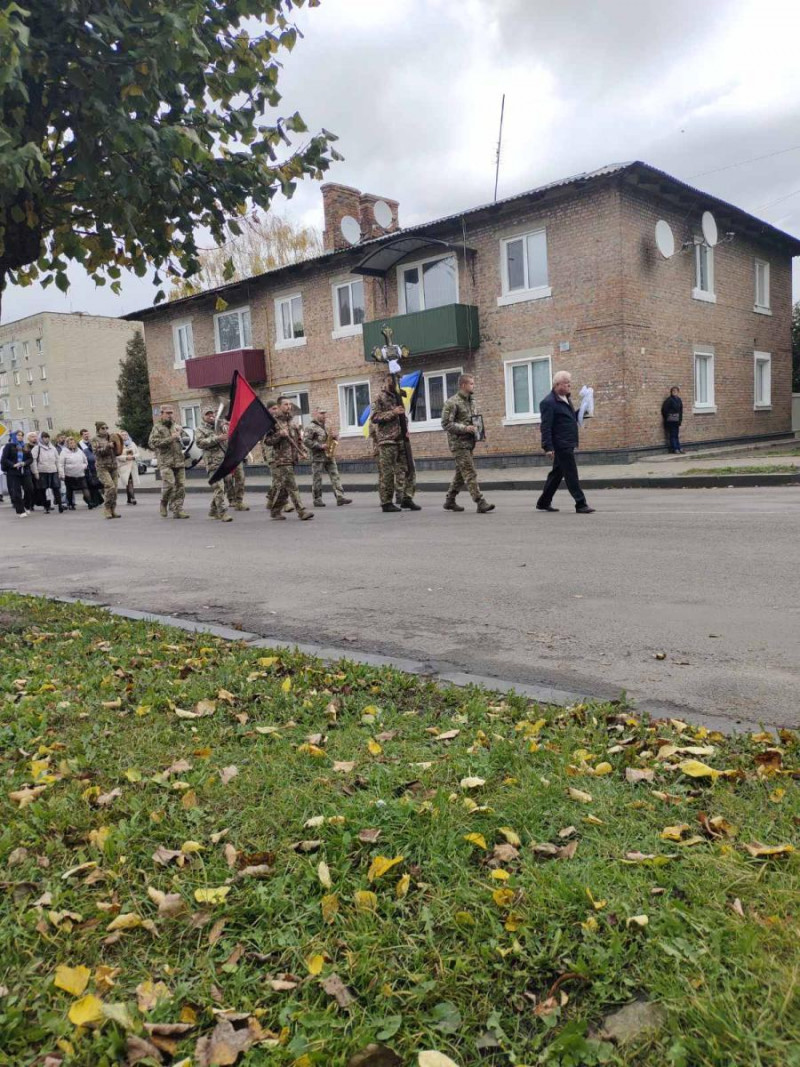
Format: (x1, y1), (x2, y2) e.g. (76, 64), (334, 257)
(359, 369), (423, 437)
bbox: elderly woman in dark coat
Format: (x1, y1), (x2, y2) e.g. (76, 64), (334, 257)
(661, 386), (684, 454)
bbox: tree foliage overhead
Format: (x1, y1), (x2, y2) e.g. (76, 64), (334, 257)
(169, 210), (322, 299)
(116, 330), (152, 447)
(0, 0), (340, 313)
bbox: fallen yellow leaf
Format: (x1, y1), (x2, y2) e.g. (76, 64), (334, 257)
(491, 869), (510, 880)
(497, 826), (521, 846)
(354, 890), (378, 912)
(743, 841), (794, 858)
(396, 873), (411, 899)
(321, 894), (339, 923)
(593, 762), (613, 776)
(68, 993), (104, 1027)
(194, 887), (230, 905)
(281, 677), (292, 693)
(367, 855), (404, 882)
(463, 833), (487, 850)
(317, 861), (332, 889)
(367, 738), (383, 756)
(661, 823), (691, 841)
(567, 788), (593, 803)
(106, 913), (142, 931)
(492, 888), (514, 908)
(54, 965), (90, 997)
(678, 759), (725, 780)
(626, 914), (649, 928)
(306, 954), (325, 976)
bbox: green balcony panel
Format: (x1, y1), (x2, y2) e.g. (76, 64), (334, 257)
(362, 304), (480, 361)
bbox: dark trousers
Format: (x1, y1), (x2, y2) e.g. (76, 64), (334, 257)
(537, 449), (587, 510)
(86, 468), (104, 506)
(7, 472), (34, 514)
(667, 423), (681, 452)
(37, 472), (63, 510)
(64, 476), (91, 508)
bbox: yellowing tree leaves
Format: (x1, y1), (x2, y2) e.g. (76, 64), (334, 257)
(68, 993), (105, 1027)
(660, 823), (691, 841)
(463, 833), (487, 850)
(321, 894), (339, 923)
(106, 913), (142, 931)
(306, 954), (325, 976)
(567, 788), (593, 803)
(497, 827), (521, 846)
(626, 914), (649, 927)
(194, 887), (230, 905)
(743, 841), (794, 858)
(678, 759), (726, 780)
(593, 762), (613, 776)
(354, 890), (378, 912)
(258, 656), (278, 668)
(135, 979), (171, 1013)
(396, 873), (411, 899)
(367, 738), (383, 756)
(54, 964), (90, 997)
(367, 855), (404, 882)
(281, 677), (292, 693)
(492, 888), (514, 908)
(298, 743), (326, 758)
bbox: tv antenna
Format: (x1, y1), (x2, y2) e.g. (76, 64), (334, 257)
(493, 93), (505, 203)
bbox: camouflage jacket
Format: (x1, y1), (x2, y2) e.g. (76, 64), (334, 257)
(148, 420), (185, 468)
(370, 388), (404, 445)
(262, 413), (302, 467)
(441, 391), (478, 452)
(91, 433), (118, 470)
(303, 418), (334, 455)
(195, 423), (227, 467)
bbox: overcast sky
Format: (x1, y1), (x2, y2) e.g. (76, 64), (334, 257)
(4, 0), (800, 323)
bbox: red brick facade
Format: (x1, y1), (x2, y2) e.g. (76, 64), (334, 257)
(132, 163), (798, 461)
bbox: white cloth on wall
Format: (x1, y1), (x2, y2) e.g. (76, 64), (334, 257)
(578, 385), (595, 426)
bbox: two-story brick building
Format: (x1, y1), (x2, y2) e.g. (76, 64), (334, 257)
(128, 161), (799, 464)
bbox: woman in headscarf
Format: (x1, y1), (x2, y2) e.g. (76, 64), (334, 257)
(117, 430), (140, 505)
(1, 429), (35, 517)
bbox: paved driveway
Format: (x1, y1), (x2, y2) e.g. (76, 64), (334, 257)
(3, 486), (798, 729)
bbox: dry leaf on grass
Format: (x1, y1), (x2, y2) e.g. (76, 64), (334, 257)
(625, 768), (654, 784)
(136, 980), (171, 1013)
(463, 833), (487, 850)
(459, 777), (485, 790)
(126, 1034), (164, 1065)
(194, 1016), (258, 1066)
(194, 887), (230, 905)
(146, 887), (186, 918)
(358, 828), (382, 844)
(367, 855), (404, 882)
(418, 1053), (461, 1067)
(567, 787), (593, 803)
(321, 972), (355, 1008)
(53, 964), (90, 997)
(743, 841), (794, 858)
(346, 1044), (403, 1067)
(68, 993), (104, 1027)
(218, 765), (239, 785)
(317, 861), (332, 889)
(354, 890), (378, 912)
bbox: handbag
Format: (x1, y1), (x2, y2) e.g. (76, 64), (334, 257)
(666, 412), (680, 423)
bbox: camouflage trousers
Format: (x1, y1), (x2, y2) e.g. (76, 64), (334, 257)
(446, 448), (484, 504)
(270, 465), (305, 516)
(97, 465), (118, 514)
(160, 465), (186, 514)
(206, 460), (229, 517)
(225, 464), (245, 507)
(311, 456), (343, 502)
(377, 443), (415, 505)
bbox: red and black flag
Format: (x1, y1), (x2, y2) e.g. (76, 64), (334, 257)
(209, 371), (276, 485)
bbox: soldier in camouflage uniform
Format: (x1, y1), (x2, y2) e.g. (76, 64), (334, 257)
(148, 405), (189, 519)
(441, 373), (494, 514)
(195, 409), (234, 522)
(370, 373), (421, 513)
(303, 409), (352, 507)
(262, 399), (293, 513)
(91, 421), (121, 519)
(262, 396), (313, 521)
(225, 462), (248, 511)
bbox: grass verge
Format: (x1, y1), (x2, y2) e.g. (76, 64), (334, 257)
(0, 593), (798, 1067)
(683, 464), (799, 476)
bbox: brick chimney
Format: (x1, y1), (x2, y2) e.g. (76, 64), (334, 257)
(321, 183), (400, 251)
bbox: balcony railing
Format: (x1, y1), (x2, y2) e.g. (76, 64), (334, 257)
(362, 303), (480, 361)
(185, 348), (267, 390)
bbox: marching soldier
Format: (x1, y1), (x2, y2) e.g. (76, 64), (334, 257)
(195, 408), (233, 522)
(303, 408), (352, 508)
(370, 372), (420, 513)
(262, 396), (314, 521)
(91, 421), (121, 519)
(225, 462), (249, 511)
(148, 406), (189, 519)
(441, 374), (494, 514)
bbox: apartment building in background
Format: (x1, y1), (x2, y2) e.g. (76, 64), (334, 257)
(0, 312), (143, 440)
(128, 161), (799, 465)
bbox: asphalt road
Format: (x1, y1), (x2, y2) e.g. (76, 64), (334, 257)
(3, 486), (799, 729)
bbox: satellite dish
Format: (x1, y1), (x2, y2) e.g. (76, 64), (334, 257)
(340, 215), (361, 245)
(701, 210), (718, 247)
(373, 199), (393, 229)
(655, 220), (675, 259)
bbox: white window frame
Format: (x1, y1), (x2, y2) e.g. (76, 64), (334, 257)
(498, 228), (551, 307)
(502, 349), (553, 425)
(15, 396), (23, 411)
(397, 253), (459, 314)
(172, 320), (195, 367)
(693, 346), (716, 413)
(0, 344), (5, 364)
(754, 351), (771, 410)
(13, 370), (20, 386)
(26, 367), (33, 383)
(46, 417), (54, 430)
(42, 391), (50, 407)
(274, 292), (306, 349)
(754, 259), (771, 315)
(214, 305), (252, 353)
(39, 365), (47, 380)
(0, 372), (6, 389)
(409, 367), (463, 433)
(692, 241), (716, 303)
(331, 277), (366, 339)
(10, 343), (18, 362)
(29, 394), (36, 410)
(35, 338), (43, 355)
(181, 404), (202, 430)
(337, 379), (371, 437)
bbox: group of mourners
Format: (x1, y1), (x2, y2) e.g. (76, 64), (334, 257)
(0, 426), (141, 518)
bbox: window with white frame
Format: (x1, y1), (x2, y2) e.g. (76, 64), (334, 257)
(0, 397), (9, 414)
(29, 394), (36, 410)
(42, 391), (50, 407)
(13, 371), (20, 386)
(22, 341), (30, 358)
(181, 405), (201, 430)
(26, 367), (33, 383)
(693, 242), (715, 301)
(399, 254), (458, 313)
(281, 390), (311, 427)
(338, 381), (371, 434)
(36, 338), (43, 356)
(499, 229), (550, 306)
(39, 365), (46, 379)
(172, 321), (194, 365)
(503, 351), (552, 423)
(214, 306), (251, 353)
(15, 396), (23, 411)
(33, 418), (39, 431)
(754, 259), (770, 313)
(0, 344), (5, 363)
(693, 347), (715, 411)
(332, 279), (365, 336)
(411, 369), (462, 429)
(275, 294), (305, 347)
(754, 351), (771, 408)
(46, 417), (54, 430)
(10, 343), (18, 362)
(0, 372), (6, 389)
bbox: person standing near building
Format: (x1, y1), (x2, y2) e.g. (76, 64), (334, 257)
(117, 430), (140, 504)
(536, 370), (595, 515)
(661, 386), (684, 454)
(148, 406), (189, 519)
(78, 428), (104, 508)
(91, 421), (121, 519)
(303, 408), (352, 508)
(370, 373), (420, 513)
(31, 431), (65, 513)
(1, 429), (35, 517)
(263, 395), (313, 521)
(440, 374), (494, 514)
(196, 408), (234, 522)
(59, 436), (92, 509)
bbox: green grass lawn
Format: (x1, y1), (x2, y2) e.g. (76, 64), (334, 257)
(1, 593), (798, 1067)
(684, 464), (799, 476)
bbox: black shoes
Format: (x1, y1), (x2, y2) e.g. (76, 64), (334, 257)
(536, 504), (559, 512)
(576, 505), (596, 514)
(443, 501), (464, 512)
(382, 503), (402, 513)
(400, 498), (421, 511)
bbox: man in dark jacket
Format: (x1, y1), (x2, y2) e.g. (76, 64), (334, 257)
(661, 387), (684, 453)
(536, 370), (594, 514)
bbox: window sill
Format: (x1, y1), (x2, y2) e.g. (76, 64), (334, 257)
(693, 405), (717, 414)
(753, 305), (772, 316)
(332, 326), (363, 341)
(275, 336), (307, 351)
(502, 415), (542, 426)
(497, 286), (552, 308)
(338, 427), (366, 439)
(408, 422), (444, 434)
(754, 404), (772, 411)
(173, 361), (190, 371)
(692, 289), (716, 303)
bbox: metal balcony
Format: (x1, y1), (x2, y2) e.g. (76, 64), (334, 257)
(185, 348), (267, 390)
(362, 304), (480, 361)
